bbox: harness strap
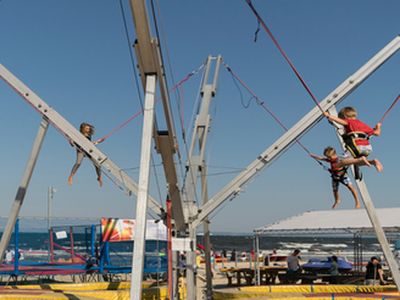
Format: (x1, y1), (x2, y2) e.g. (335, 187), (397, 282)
(343, 132), (369, 140)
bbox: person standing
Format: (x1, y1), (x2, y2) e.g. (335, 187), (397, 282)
(329, 255), (339, 284)
(286, 249), (301, 283)
(230, 249), (236, 262)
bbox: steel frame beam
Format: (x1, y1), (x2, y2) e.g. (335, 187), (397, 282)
(0, 117), (49, 261)
(184, 55), (222, 300)
(0, 64), (163, 217)
(192, 35), (400, 228)
(185, 55), (221, 206)
(328, 106), (400, 288)
(129, 0), (185, 232)
(130, 75), (157, 300)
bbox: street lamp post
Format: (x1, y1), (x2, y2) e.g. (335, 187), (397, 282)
(47, 187), (56, 231)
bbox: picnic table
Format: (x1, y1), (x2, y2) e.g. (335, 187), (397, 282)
(278, 272), (365, 284)
(220, 266), (287, 286)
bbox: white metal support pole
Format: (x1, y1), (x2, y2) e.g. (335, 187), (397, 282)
(201, 166), (213, 300)
(329, 106), (400, 289)
(184, 55), (222, 300)
(130, 75), (157, 300)
(47, 187), (52, 231)
(47, 186), (56, 231)
(255, 234), (260, 285)
(172, 251), (180, 300)
(0, 117), (49, 260)
(186, 224), (197, 300)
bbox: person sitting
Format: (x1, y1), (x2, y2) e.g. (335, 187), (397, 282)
(365, 256), (387, 285)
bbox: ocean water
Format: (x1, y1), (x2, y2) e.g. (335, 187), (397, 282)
(199, 235), (398, 263)
(3, 232), (396, 265)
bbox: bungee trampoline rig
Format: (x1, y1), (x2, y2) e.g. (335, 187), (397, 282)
(1, 1), (400, 299)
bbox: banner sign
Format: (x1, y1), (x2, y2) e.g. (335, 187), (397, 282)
(101, 218), (167, 242)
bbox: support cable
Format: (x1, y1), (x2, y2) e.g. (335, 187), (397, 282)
(224, 63), (328, 171)
(378, 94), (400, 124)
(118, 0), (144, 110)
(245, 0), (325, 113)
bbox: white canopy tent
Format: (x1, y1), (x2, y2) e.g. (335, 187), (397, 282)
(251, 208), (400, 285)
(255, 207), (400, 235)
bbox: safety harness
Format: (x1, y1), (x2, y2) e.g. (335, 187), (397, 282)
(342, 131), (370, 158)
(329, 157), (349, 184)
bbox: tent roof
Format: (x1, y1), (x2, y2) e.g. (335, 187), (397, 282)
(254, 207), (400, 235)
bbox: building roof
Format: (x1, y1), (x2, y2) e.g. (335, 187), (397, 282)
(254, 207), (400, 235)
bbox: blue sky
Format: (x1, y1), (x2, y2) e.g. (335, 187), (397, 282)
(0, 0), (399, 233)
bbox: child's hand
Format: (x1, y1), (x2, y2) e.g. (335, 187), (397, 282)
(94, 138), (105, 145)
(376, 122), (382, 128)
(323, 111), (330, 117)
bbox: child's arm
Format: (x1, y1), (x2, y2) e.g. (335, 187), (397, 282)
(373, 122), (381, 136)
(309, 153), (326, 161)
(323, 112), (348, 126)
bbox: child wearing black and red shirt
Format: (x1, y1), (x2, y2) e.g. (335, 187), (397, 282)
(310, 147), (371, 209)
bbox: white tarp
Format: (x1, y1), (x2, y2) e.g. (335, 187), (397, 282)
(255, 207), (400, 234)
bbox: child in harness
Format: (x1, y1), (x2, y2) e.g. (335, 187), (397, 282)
(324, 107), (383, 178)
(310, 146), (378, 209)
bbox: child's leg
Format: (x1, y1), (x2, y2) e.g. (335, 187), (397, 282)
(367, 159), (383, 172)
(345, 183), (361, 209)
(68, 150), (85, 185)
(331, 180), (341, 209)
(339, 155), (382, 173)
(338, 157), (371, 168)
(94, 164), (102, 187)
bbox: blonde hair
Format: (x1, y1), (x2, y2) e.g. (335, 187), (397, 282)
(79, 122), (94, 136)
(323, 146), (336, 158)
(338, 106), (357, 119)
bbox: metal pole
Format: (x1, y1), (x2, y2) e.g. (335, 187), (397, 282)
(0, 117), (49, 261)
(47, 187), (51, 231)
(172, 251), (179, 300)
(184, 55), (222, 300)
(90, 225), (96, 258)
(49, 228), (54, 263)
(329, 106), (400, 289)
(255, 234), (261, 285)
(14, 219), (20, 275)
(130, 75), (157, 300)
(201, 166), (213, 300)
(203, 221), (213, 300)
(47, 187), (56, 231)
(356, 181), (400, 287)
(167, 199), (173, 300)
(70, 226), (75, 261)
(186, 224), (197, 300)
